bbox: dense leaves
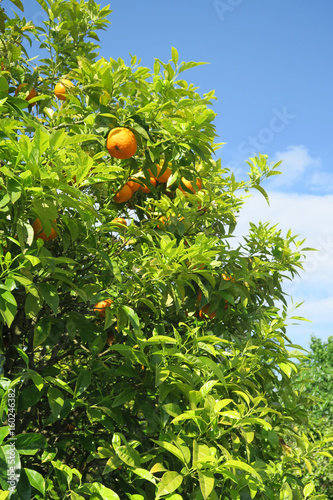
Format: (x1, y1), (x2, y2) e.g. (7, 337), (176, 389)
(293, 337), (333, 499)
(0, 0), (324, 498)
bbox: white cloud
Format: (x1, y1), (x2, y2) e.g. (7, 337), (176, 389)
(228, 144), (332, 193)
(222, 144), (333, 348)
(229, 153), (333, 349)
(263, 145), (333, 193)
(266, 145), (321, 189)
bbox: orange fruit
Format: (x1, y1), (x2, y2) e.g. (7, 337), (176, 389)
(222, 273), (235, 283)
(126, 179), (141, 193)
(112, 217), (127, 226)
(106, 127), (137, 159)
(94, 298), (112, 318)
(15, 83), (37, 104)
(106, 332), (115, 346)
(179, 177), (203, 194)
(139, 177), (156, 193)
(33, 219), (58, 241)
(157, 216), (168, 229)
(54, 79), (74, 101)
(149, 165), (172, 183)
(198, 305), (216, 319)
(197, 290), (216, 319)
(113, 184), (133, 203)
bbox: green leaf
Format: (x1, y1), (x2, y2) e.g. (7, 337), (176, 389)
(10, 0), (24, 11)
(25, 468), (45, 495)
(252, 184), (270, 205)
(193, 441), (214, 467)
(116, 445), (141, 468)
(39, 283), (59, 314)
(0, 427), (9, 445)
(131, 468), (156, 484)
(130, 122), (149, 140)
(0, 290), (17, 327)
(198, 356), (226, 387)
(280, 482), (293, 500)
(155, 367), (169, 387)
(171, 47), (179, 65)
(122, 306), (141, 332)
(7, 178), (21, 204)
(14, 347), (29, 367)
(89, 483), (120, 499)
(198, 471), (215, 500)
(30, 372), (44, 391)
(47, 387), (64, 419)
(25, 292), (42, 318)
(71, 493), (85, 500)
(156, 471), (183, 497)
(111, 387), (137, 408)
(153, 440), (187, 465)
(222, 460), (262, 481)
(303, 483), (315, 498)
(178, 61), (208, 75)
(33, 198), (58, 222)
(145, 335), (177, 345)
(74, 370), (91, 398)
(15, 433), (47, 455)
(110, 259), (122, 283)
(33, 316), (51, 349)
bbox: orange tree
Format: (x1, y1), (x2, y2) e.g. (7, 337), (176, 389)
(0, 1), (324, 499)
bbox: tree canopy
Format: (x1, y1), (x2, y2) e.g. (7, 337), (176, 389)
(0, 0), (326, 499)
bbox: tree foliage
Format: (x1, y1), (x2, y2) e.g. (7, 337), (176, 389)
(293, 336), (333, 499)
(0, 0), (324, 498)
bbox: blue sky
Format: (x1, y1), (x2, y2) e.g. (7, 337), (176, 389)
(4, 0), (333, 350)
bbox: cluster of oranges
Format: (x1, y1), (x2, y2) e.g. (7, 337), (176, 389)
(26, 78), (208, 323)
(105, 128), (203, 203)
(15, 77), (74, 105)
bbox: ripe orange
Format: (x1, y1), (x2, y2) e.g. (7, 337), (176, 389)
(139, 177), (156, 193)
(179, 177), (203, 194)
(94, 298), (112, 318)
(106, 127), (137, 160)
(149, 165), (172, 183)
(197, 290), (216, 319)
(113, 184), (133, 203)
(33, 219), (58, 241)
(126, 179), (141, 193)
(198, 305), (216, 319)
(15, 83), (37, 105)
(157, 216), (168, 229)
(222, 273), (235, 283)
(54, 79), (74, 101)
(112, 217), (127, 226)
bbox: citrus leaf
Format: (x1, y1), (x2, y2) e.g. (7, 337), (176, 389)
(39, 283), (59, 314)
(15, 433), (47, 455)
(116, 445), (141, 468)
(152, 440), (187, 465)
(222, 460), (262, 481)
(156, 471), (183, 497)
(74, 370), (91, 398)
(24, 468), (45, 495)
(33, 316), (51, 349)
(10, 0), (24, 11)
(198, 471), (215, 499)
